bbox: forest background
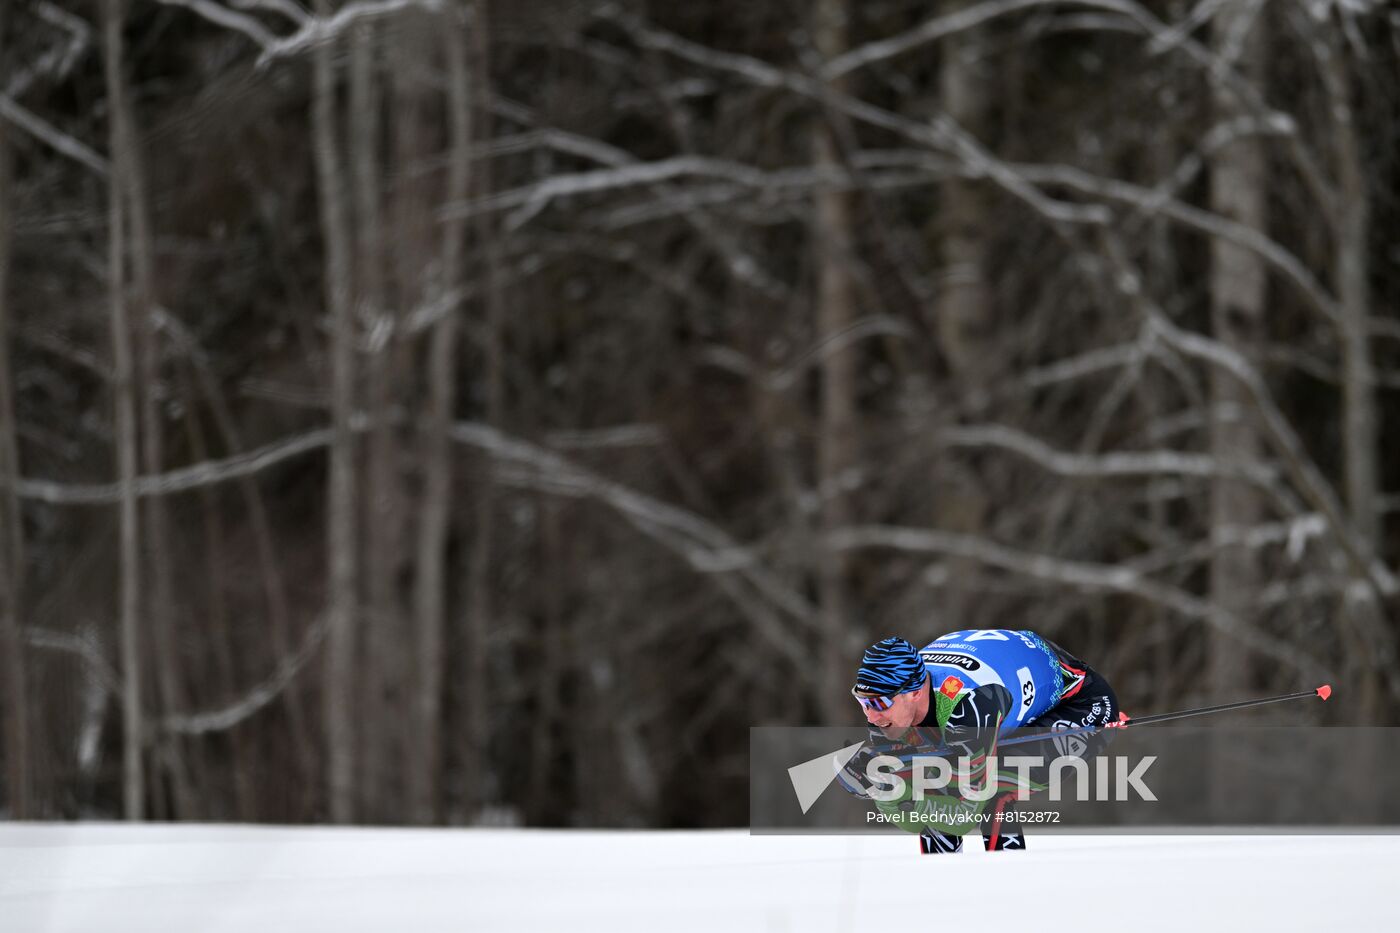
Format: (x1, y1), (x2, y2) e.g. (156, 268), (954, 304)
(1, 0), (1398, 828)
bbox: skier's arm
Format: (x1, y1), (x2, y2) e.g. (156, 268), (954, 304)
(835, 725), (918, 799)
(940, 683), (1014, 785)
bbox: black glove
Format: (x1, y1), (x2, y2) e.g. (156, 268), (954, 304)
(835, 744), (883, 799)
(835, 731), (920, 799)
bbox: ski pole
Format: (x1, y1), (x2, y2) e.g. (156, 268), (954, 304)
(1114, 683), (1331, 728)
(985, 683), (1334, 751)
(871, 684), (1332, 761)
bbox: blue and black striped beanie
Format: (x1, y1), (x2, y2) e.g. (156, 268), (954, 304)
(854, 637), (927, 694)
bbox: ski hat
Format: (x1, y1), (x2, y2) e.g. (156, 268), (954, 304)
(854, 637), (928, 696)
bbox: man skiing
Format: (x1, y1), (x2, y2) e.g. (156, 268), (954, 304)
(842, 631), (1120, 854)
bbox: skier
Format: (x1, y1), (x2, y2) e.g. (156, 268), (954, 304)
(843, 631), (1121, 853)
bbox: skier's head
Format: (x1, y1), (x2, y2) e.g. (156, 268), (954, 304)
(852, 637), (929, 730)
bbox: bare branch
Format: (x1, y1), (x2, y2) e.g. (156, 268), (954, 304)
(151, 0), (278, 48)
(257, 0), (445, 65)
(1016, 162), (1342, 326)
(227, 0), (310, 24)
(544, 424), (666, 450)
(943, 423), (1281, 488)
(442, 156), (772, 228)
(824, 0), (1054, 79)
(1144, 0), (1229, 56)
(152, 0), (442, 67)
(12, 427), (335, 504)
(13, 415), (823, 669)
(0, 94), (109, 176)
(468, 96), (793, 299)
(829, 524), (1334, 678)
(768, 316), (913, 391)
(1124, 514), (1328, 575)
(449, 421), (817, 664)
(24, 627), (121, 694)
(815, 0), (1336, 225)
(162, 613), (330, 735)
(601, 6), (1110, 228)
(7, 2), (92, 99)
(1145, 312), (1395, 596)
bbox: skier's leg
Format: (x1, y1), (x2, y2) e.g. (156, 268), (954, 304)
(980, 792), (1026, 851)
(919, 825), (964, 854)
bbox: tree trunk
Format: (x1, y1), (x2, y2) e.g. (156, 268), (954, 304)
(116, 25), (194, 821)
(312, 0), (359, 825)
(1206, 8), (1267, 706)
(0, 0), (32, 819)
(933, 0), (993, 629)
(527, 499), (565, 822)
(410, 1), (471, 826)
(463, 0), (501, 820)
(102, 0), (145, 821)
(1315, 17), (1382, 722)
(349, 13), (395, 822)
(812, 0), (856, 724)
(936, 6), (993, 392)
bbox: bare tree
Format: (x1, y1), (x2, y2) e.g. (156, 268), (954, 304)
(6, 0), (1400, 827)
(348, 11), (394, 820)
(932, 0), (993, 633)
(935, 2), (993, 390)
(1206, 4), (1267, 703)
(461, 0), (502, 822)
(411, 0), (471, 826)
(313, 0), (361, 824)
(111, 12), (196, 818)
(0, 0), (32, 820)
(102, 0), (145, 821)
(812, 0), (858, 723)
(1308, 6), (1384, 720)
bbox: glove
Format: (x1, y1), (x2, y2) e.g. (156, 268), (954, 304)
(835, 744), (886, 799)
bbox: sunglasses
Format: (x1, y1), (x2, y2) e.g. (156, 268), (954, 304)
(851, 687), (896, 711)
(850, 672), (926, 711)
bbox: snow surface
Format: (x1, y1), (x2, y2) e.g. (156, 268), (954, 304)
(1, 822), (1394, 932)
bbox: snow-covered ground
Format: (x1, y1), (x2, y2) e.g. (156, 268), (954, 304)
(1, 822), (1393, 932)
